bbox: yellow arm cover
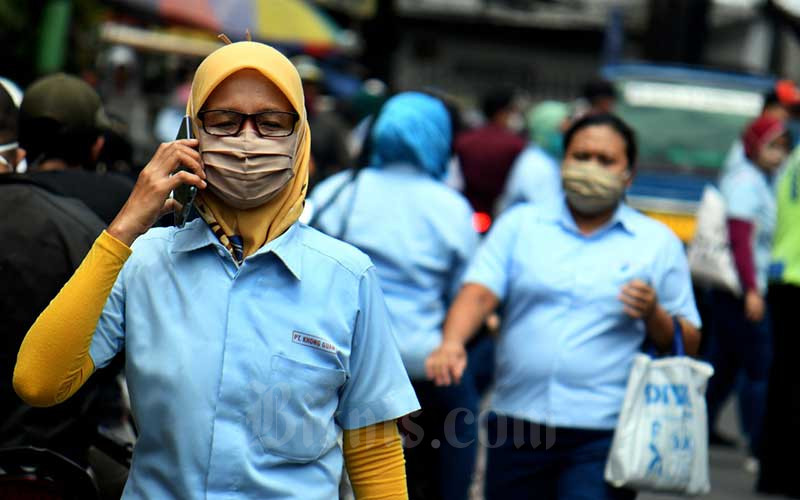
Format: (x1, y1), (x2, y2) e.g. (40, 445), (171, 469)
(13, 230), (132, 407)
(343, 420), (409, 500)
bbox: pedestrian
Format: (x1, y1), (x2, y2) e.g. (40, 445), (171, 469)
(18, 73), (134, 224)
(721, 83), (795, 178)
(427, 113), (701, 500)
(14, 40), (419, 499)
(0, 80), (111, 468)
(293, 55), (351, 188)
(577, 78), (618, 116)
(758, 136), (800, 498)
(497, 100), (569, 212)
(454, 87), (526, 216)
(98, 45), (156, 167)
(310, 91), (482, 500)
(706, 114), (788, 466)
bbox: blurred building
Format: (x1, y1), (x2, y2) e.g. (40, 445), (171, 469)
(318, 0), (800, 105)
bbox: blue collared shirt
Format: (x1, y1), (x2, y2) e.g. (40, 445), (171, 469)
(310, 165), (478, 379)
(463, 200), (700, 430)
(497, 145), (562, 213)
(721, 139), (748, 179)
(89, 219), (419, 499)
(719, 159), (777, 294)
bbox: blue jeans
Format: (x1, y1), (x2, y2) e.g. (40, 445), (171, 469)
(485, 414), (636, 500)
(403, 335), (494, 500)
(706, 288), (772, 455)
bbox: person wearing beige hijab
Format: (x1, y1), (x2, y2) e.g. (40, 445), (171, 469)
(14, 41), (419, 499)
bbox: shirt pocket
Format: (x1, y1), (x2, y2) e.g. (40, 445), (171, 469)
(254, 354), (347, 462)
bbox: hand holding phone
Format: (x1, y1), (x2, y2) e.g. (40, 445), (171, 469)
(172, 115), (199, 227)
(107, 132), (204, 247)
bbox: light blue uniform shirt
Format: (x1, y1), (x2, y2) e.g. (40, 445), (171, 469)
(464, 200), (700, 430)
(497, 145), (562, 213)
(719, 160), (777, 294)
(310, 165), (478, 379)
(89, 219), (420, 499)
(721, 139), (748, 178)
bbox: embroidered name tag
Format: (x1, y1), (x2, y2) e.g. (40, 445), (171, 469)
(292, 331), (336, 354)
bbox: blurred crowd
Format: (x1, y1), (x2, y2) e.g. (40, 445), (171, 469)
(1, 42), (800, 500)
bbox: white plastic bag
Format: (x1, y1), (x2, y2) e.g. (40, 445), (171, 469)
(687, 185), (741, 295)
(605, 320), (714, 495)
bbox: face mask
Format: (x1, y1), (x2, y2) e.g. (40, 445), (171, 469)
(0, 141), (18, 173)
(562, 160), (629, 215)
(756, 142), (787, 171)
(199, 129), (298, 209)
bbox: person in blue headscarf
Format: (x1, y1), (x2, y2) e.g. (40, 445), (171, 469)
(309, 91), (483, 500)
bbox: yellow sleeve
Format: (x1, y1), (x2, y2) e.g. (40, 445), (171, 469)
(13, 230), (132, 407)
(343, 420), (408, 500)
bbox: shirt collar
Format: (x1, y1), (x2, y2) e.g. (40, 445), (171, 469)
(552, 197), (637, 236)
(171, 219), (303, 280)
(250, 222), (303, 280)
(171, 219), (220, 253)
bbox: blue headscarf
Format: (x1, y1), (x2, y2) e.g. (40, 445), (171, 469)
(369, 92), (452, 179)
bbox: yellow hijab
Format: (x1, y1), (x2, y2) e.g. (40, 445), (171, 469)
(187, 41), (310, 259)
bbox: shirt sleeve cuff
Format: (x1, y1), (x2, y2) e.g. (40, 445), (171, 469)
(337, 388), (421, 430)
(97, 230), (133, 263)
(462, 273), (505, 302)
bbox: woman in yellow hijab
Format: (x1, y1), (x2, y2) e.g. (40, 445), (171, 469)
(14, 41), (419, 499)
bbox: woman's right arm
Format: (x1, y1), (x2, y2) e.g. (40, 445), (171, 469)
(14, 232), (131, 406)
(14, 140), (205, 407)
(426, 206), (523, 387)
(425, 283), (498, 386)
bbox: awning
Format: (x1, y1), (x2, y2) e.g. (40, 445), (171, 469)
(100, 22), (223, 56)
(111, 0), (345, 53)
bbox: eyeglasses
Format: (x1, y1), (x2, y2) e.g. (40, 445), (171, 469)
(197, 109), (299, 138)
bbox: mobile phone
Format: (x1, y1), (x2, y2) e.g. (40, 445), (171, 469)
(172, 115), (197, 227)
